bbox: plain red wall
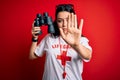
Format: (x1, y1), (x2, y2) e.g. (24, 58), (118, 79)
(0, 0), (120, 80)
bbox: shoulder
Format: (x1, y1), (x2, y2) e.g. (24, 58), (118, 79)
(42, 34), (57, 42)
(42, 34), (52, 40)
(80, 36), (92, 51)
(80, 37), (89, 43)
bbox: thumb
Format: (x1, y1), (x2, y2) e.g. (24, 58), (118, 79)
(59, 28), (65, 39)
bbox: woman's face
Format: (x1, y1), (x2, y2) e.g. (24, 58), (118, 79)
(56, 11), (70, 34)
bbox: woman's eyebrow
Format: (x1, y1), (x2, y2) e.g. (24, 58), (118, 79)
(57, 17), (68, 20)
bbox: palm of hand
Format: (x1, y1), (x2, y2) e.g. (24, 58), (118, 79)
(59, 13), (84, 46)
(63, 27), (81, 46)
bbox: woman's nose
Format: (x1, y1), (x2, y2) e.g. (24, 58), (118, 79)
(63, 20), (67, 27)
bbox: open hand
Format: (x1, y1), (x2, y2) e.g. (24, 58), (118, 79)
(59, 13), (84, 47)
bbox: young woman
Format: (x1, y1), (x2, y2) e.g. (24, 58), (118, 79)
(30, 4), (92, 80)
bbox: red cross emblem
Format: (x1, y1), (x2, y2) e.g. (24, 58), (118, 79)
(57, 51), (71, 66)
(57, 51), (71, 78)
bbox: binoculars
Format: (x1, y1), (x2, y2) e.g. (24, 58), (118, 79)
(34, 12), (55, 35)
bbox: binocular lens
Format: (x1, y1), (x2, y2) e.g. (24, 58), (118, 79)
(34, 12), (55, 34)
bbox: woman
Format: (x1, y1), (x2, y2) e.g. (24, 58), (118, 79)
(30, 4), (92, 80)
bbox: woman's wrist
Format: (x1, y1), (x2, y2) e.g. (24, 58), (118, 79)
(32, 36), (38, 42)
(71, 41), (80, 47)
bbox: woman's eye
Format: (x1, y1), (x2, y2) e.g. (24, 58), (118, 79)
(57, 20), (62, 23)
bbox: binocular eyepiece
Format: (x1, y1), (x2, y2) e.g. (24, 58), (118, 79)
(34, 12), (55, 35)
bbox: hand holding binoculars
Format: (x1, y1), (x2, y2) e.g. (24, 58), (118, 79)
(34, 12), (55, 35)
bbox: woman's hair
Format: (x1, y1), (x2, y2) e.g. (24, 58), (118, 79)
(52, 4), (75, 37)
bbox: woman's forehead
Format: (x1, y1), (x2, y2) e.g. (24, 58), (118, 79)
(57, 11), (70, 19)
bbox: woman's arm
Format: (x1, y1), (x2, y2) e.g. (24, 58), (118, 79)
(29, 22), (40, 60)
(29, 38), (39, 60)
(72, 43), (92, 60)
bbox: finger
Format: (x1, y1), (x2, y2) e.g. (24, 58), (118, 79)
(67, 14), (70, 29)
(59, 28), (65, 39)
(32, 33), (39, 38)
(74, 15), (77, 29)
(79, 19), (84, 32)
(34, 26), (40, 29)
(33, 27), (40, 32)
(32, 31), (40, 34)
(71, 13), (74, 27)
(34, 30), (40, 32)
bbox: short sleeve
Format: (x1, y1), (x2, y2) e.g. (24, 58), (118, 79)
(34, 35), (48, 57)
(80, 37), (92, 51)
(80, 37), (92, 62)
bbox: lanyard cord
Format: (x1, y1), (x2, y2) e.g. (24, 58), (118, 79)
(58, 36), (69, 79)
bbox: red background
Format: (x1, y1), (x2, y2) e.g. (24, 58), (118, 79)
(0, 0), (120, 80)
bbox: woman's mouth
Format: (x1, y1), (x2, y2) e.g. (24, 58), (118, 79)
(63, 28), (68, 33)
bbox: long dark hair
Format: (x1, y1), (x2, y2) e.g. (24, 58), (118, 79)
(52, 4), (75, 37)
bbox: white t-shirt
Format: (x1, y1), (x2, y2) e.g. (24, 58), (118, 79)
(35, 34), (92, 80)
